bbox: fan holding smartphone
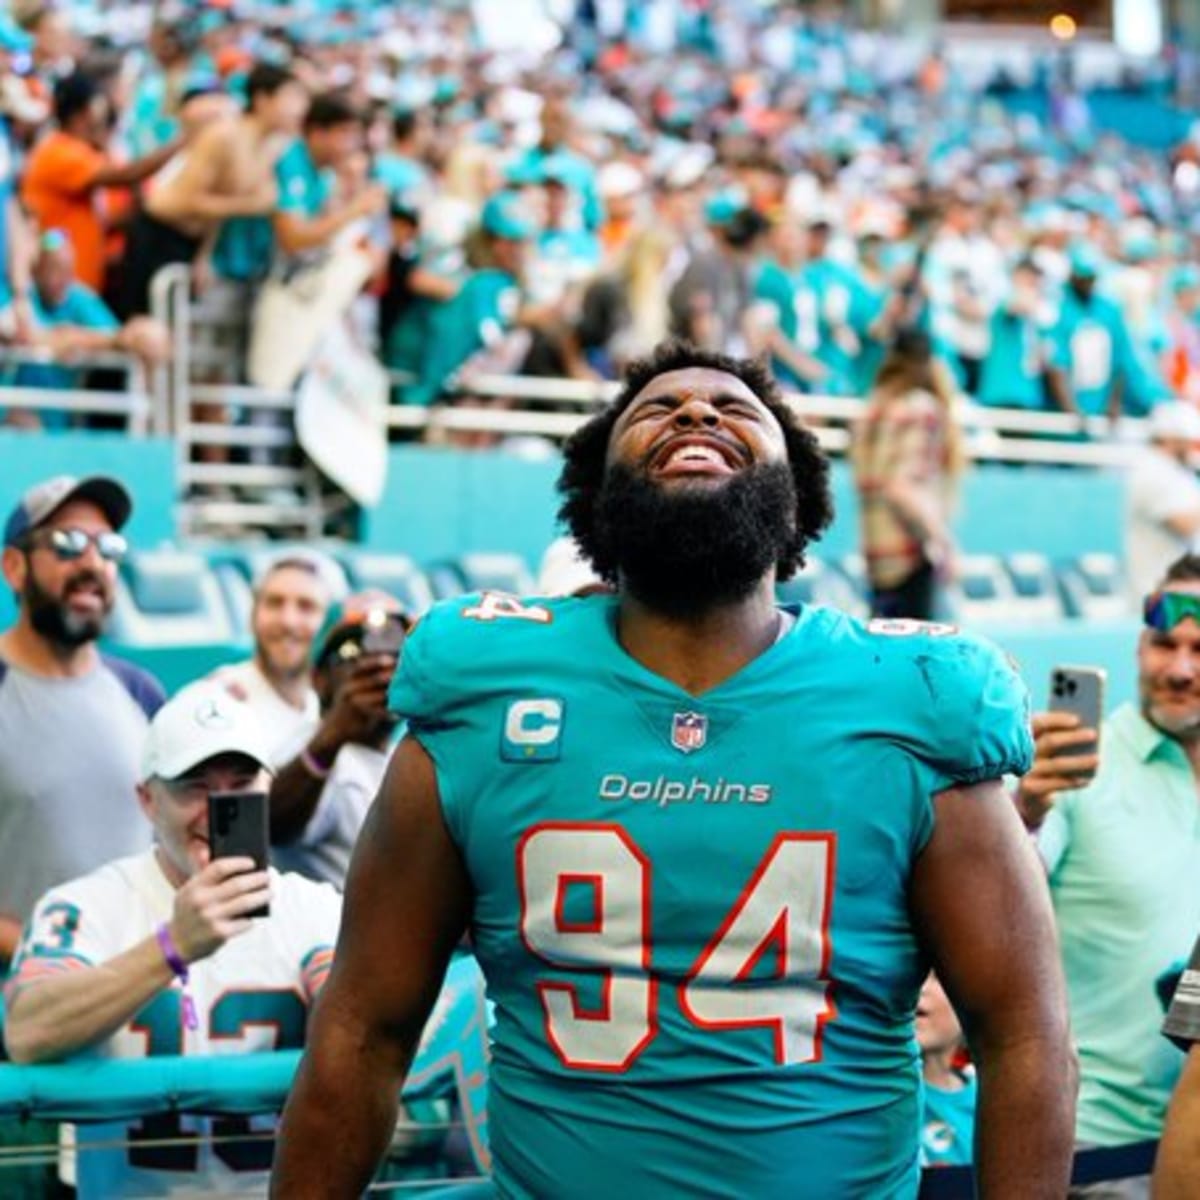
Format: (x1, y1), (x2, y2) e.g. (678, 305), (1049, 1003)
(1012, 555), (1200, 1165)
(270, 593), (411, 888)
(2, 681), (344, 1198)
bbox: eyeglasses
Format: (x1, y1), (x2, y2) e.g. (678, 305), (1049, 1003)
(24, 528), (128, 563)
(1143, 590), (1200, 632)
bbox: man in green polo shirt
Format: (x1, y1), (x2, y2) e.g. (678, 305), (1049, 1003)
(1016, 554), (1200, 1196)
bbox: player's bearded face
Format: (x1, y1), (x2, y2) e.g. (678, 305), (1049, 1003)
(23, 560), (112, 647)
(592, 460), (798, 616)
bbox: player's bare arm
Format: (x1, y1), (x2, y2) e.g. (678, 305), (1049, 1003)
(1154, 1045), (1200, 1198)
(910, 779), (1077, 1198)
(271, 736), (472, 1197)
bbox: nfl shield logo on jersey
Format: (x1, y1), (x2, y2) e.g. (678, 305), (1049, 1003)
(671, 711), (708, 754)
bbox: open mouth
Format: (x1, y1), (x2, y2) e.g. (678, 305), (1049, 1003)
(650, 436), (745, 478)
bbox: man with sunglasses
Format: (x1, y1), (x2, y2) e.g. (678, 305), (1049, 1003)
(1016, 554), (1200, 1195)
(269, 591), (408, 890)
(0, 474), (165, 968)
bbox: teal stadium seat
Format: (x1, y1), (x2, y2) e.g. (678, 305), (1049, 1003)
(454, 552), (535, 595)
(338, 552), (435, 616)
(776, 555), (867, 617)
(946, 555), (1023, 625)
(1057, 553), (1130, 621)
(1004, 553), (1066, 622)
(424, 561), (469, 600)
(109, 550), (238, 647)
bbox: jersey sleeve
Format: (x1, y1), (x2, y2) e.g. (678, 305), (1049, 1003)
(4, 876), (118, 1004)
(274, 873), (342, 1001)
(871, 623), (1034, 792)
(1164, 933), (1200, 1050)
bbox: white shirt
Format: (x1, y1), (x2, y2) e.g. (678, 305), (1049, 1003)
(209, 659), (319, 766)
(274, 742), (392, 889)
(1127, 446), (1200, 598)
(8, 850), (342, 1197)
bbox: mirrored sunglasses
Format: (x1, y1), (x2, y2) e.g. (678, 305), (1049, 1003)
(1143, 590), (1200, 632)
(28, 527), (128, 563)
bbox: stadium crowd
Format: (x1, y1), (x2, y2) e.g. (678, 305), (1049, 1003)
(0, 1), (1199, 1197)
(0, 1), (1196, 427)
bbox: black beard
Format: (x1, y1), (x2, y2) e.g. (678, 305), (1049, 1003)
(24, 569), (110, 648)
(592, 461), (798, 617)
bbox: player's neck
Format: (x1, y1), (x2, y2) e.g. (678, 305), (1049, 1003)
(617, 579), (781, 697)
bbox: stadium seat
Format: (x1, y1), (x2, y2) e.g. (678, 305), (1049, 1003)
(424, 561), (470, 600)
(1057, 553), (1131, 621)
(776, 556), (867, 617)
(109, 550), (238, 646)
(339, 552), (435, 616)
(945, 555), (1024, 625)
(455, 552), (536, 595)
(1004, 553), (1066, 622)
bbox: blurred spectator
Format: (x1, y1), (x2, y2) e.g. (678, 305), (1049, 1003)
(0, 18), (36, 338)
(917, 973), (976, 1168)
(272, 91), (386, 263)
(1015, 554), (1200, 1188)
(270, 592), (408, 888)
(2, 680), (341, 1199)
(976, 258), (1052, 410)
(1155, 930), (1200, 1196)
(209, 555), (334, 766)
(1162, 266), (1200, 405)
(21, 70), (185, 294)
(1045, 246), (1144, 419)
(851, 329), (966, 620)
(1127, 403), (1200, 600)
(401, 192), (536, 407)
(596, 161), (644, 263)
(372, 106), (431, 207)
(120, 62), (306, 318)
(0, 475), (164, 967)
(2, 229), (169, 429)
(508, 94), (602, 232)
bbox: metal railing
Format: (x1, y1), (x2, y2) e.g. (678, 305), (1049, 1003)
(150, 265), (329, 539)
(0, 345), (153, 435)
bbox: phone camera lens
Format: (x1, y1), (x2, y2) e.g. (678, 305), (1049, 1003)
(1066, 680), (1078, 695)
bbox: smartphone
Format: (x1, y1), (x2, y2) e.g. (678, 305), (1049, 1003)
(208, 791), (270, 917)
(1048, 665), (1106, 773)
(361, 609), (408, 656)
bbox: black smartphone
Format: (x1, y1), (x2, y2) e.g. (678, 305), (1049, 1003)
(208, 791), (270, 917)
(361, 610), (408, 656)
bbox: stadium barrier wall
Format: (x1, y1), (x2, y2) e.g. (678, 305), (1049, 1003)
(364, 449), (1126, 565)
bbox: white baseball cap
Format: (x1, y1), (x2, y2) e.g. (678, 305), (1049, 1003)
(1149, 401), (1200, 444)
(141, 681), (272, 782)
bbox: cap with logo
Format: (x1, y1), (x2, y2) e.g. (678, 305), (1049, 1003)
(141, 681), (272, 782)
(481, 192), (535, 241)
(4, 475), (132, 548)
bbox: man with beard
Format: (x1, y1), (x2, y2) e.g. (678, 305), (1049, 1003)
(272, 342), (1075, 1198)
(1016, 554), (1200, 1196)
(0, 475), (164, 966)
(209, 554), (334, 767)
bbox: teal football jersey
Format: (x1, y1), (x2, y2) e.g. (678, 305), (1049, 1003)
(389, 594), (1032, 1198)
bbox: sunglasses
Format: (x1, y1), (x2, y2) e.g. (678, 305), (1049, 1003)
(1143, 590), (1200, 632)
(24, 527), (128, 563)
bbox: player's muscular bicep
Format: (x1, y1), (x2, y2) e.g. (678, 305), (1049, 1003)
(324, 736), (472, 1046)
(909, 780), (1066, 1041)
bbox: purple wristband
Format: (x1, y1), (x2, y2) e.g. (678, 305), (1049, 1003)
(156, 922), (189, 982)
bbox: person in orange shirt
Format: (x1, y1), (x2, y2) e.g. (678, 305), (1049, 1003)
(21, 71), (184, 294)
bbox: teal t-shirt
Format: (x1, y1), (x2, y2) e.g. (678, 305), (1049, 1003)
(1, 284), (120, 429)
(920, 1072), (977, 1167)
(1038, 703), (1200, 1144)
(799, 257), (873, 395)
(1048, 289), (1136, 417)
(275, 139), (332, 220)
(977, 305), (1049, 410)
(401, 269), (520, 407)
(389, 596), (1032, 1198)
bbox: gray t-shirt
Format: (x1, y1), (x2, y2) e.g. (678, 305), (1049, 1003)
(0, 654), (164, 925)
(1165, 933), (1200, 1050)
